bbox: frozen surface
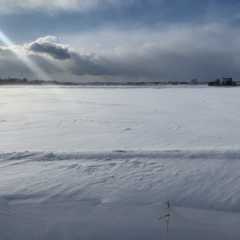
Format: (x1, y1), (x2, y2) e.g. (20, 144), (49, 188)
(1, 86), (240, 239)
(1, 86), (240, 151)
(1, 150), (240, 239)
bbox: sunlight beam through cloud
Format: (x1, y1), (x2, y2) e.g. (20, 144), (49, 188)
(0, 30), (51, 80)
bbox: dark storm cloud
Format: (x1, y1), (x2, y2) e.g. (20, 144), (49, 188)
(1, 22), (240, 81)
(25, 36), (109, 76)
(59, 23), (240, 81)
(27, 36), (71, 60)
(68, 53), (110, 76)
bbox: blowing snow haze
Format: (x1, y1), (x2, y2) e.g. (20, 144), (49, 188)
(0, 0), (240, 82)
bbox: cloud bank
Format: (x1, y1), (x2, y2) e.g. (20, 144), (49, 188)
(0, 0), (123, 14)
(27, 36), (71, 60)
(1, 23), (240, 82)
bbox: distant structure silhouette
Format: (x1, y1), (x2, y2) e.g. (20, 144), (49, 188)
(208, 77), (237, 86)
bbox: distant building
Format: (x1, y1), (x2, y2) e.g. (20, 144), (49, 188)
(208, 77), (236, 86)
(222, 78), (236, 86)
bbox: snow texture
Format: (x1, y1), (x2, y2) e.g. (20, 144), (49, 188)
(1, 86), (240, 152)
(1, 86), (240, 239)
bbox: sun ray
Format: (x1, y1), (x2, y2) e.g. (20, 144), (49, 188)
(0, 30), (51, 81)
(0, 30), (78, 104)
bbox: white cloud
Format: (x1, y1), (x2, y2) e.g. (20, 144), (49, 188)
(0, 0), (121, 14)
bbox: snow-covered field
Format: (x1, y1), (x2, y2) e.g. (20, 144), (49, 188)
(1, 86), (240, 239)
(2, 85), (240, 152)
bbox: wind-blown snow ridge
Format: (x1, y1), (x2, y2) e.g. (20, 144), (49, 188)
(2, 149), (240, 162)
(1, 149), (240, 212)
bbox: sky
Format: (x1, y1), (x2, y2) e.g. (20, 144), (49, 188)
(0, 0), (240, 82)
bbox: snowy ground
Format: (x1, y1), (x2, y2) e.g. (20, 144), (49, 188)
(1, 86), (240, 151)
(1, 86), (240, 239)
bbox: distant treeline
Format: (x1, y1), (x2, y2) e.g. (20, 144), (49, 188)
(0, 78), (78, 86)
(0, 78), (207, 86)
(2, 77), (239, 86)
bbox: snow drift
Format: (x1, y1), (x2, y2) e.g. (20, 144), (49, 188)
(1, 150), (240, 239)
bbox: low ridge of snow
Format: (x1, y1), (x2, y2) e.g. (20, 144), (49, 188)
(1, 150), (240, 211)
(0, 150), (240, 239)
